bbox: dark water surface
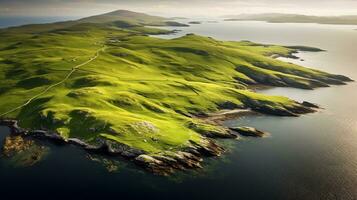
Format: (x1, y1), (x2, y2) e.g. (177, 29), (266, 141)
(1, 19), (357, 199)
(0, 16), (79, 28)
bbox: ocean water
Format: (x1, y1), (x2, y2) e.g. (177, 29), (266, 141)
(1, 19), (357, 199)
(0, 16), (79, 28)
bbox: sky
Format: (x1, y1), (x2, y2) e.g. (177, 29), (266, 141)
(0, 0), (357, 17)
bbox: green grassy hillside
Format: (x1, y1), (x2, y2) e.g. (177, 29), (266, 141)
(0, 10), (351, 174)
(79, 10), (189, 27)
(0, 10), (187, 35)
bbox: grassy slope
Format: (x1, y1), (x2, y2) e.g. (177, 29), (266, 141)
(0, 11), (351, 162)
(0, 10), (186, 36)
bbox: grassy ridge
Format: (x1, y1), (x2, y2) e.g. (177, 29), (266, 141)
(0, 10), (351, 172)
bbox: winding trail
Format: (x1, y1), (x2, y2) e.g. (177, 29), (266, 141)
(0, 43), (248, 118)
(0, 45), (105, 118)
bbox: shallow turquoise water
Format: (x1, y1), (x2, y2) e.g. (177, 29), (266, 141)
(1, 19), (357, 199)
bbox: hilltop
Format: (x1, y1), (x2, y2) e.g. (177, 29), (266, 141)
(0, 10), (188, 34)
(0, 10), (352, 174)
(79, 10), (189, 27)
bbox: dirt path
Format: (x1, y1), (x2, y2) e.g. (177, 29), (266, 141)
(0, 45), (105, 118)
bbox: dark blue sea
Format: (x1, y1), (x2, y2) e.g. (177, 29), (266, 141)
(0, 16), (79, 28)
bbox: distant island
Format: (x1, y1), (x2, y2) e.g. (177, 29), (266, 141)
(188, 21), (202, 24)
(224, 13), (357, 25)
(0, 10), (352, 175)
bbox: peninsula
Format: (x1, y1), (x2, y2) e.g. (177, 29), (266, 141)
(0, 10), (352, 175)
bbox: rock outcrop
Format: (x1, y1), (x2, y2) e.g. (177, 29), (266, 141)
(1, 135), (48, 167)
(229, 126), (268, 137)
(301, 101), (320, 108)
(0, 119), (225, 175)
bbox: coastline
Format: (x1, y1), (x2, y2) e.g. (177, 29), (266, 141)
(0, 118), (223, 175)
(1, 12), (357, 199)
(0, 96), (321, 175)
(0, 13), (353, 175)
(0, 48), (333, 175)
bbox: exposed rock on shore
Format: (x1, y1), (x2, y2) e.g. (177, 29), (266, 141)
(229, 126), (268, 137)
(134, 139), (223, 176)
(0, 119), (225, 175)
(2, 136), (34, 157)
(242, 99), (318, 117)
(186, 121), (237, 138)
(0, 92), (322, 175)
(1, 135), (48, 167)
(87, 154), (120, 173)
(302, 101), (320, 108)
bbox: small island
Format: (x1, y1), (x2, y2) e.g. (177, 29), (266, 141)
(0, 10), (352, 175)
(188, 21), (202, 24)
(224, 13), (357, 25)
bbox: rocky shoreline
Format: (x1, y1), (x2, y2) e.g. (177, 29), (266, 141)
(229, 126), (268, 137)
(0, 100), (321, 175)
(0, 119), (225, 175)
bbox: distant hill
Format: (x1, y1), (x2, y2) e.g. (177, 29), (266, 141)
(79, 10), (188, 27)
(224, 13), (357, 25)
(79, 10), (162, 24)
(0, 10), (188, 33)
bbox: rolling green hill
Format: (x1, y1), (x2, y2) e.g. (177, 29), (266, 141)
(0, 10), (352, 174)
(79, 10), (189, 27)
(0, 10), (187, 35)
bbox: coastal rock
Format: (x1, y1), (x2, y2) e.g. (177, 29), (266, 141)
(2, 136), (34, 157)
(1, 136), (48, 167)
(251, 105), (298, 116)
(85, 138), (145, 158)
(188, 139), (224, 156)
(243, 97), (318, 116)
(87, 155), (119, 173)
(135, 151), (204, 175)
(132, 138), (225, 175)
(134, 154), (173, 175)
(229, 126), (267, 137)
(152, 155), (180, 167)
(170, 151), (203, 169)
(0, 119), (26, 134)
(187, 121), (237, 139)
(29, 130), (67, 144)
(328, 74), (354, 82)
(284, 104), (315, 114)
(301, 101), (320, 108)
(217, 101), (244, 110)
(68, 138), (88, 147)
